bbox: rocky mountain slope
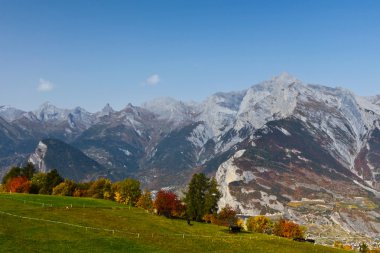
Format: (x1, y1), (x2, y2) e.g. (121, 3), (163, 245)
(1, 73), (380, 240)
(28, 139), (109, 181)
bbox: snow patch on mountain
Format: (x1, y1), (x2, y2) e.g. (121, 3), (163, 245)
(119, 148), (132, 156)
(276, 126), (291, 136)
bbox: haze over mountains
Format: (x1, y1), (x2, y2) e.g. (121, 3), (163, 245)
(1, 73), (380, 239)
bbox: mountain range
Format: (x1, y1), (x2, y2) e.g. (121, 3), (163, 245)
(1, 73), (380, 240)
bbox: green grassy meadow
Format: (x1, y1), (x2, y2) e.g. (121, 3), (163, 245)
(0, 193), (348, 253)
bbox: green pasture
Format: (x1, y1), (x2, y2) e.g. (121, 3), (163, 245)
(0, 193), (348, 253)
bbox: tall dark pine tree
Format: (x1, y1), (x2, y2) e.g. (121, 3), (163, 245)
(204, 177), (221, 215)
(45, 169), (64, 194)
(184, 173), (221, 221)
(22, 162), (36, 180)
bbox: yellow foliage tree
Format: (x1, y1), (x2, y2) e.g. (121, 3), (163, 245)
(246, 215), (273, 234)
(136, 190), (153, 211)
(237, 218), (245, 229)
(114, 191), (124, 203)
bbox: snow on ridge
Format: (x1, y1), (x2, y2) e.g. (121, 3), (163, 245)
(270, 72), (299, 84)
(142, 97), (196, 124)
(32, 102), (95, 128)
(119, 148), (132, 156)
(276, 126), (291, 136)
(0, 106), (25, 122)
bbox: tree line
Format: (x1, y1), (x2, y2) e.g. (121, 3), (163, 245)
(1, 163), (305, 239)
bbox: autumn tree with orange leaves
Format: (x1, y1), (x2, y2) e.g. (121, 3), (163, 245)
(273, 219), (305, 239)
(6, 176), (31, 193)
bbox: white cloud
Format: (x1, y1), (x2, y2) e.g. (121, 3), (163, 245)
(37, 78), (54, 92)
(145, 74), (160, 86)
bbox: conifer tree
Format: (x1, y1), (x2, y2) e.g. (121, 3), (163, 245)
(184, 173), (221, 221)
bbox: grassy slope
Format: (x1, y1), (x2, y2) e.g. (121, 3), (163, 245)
(0, 193), (349, 253)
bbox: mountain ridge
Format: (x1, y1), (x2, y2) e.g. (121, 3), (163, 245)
(1, 73), (380, 239)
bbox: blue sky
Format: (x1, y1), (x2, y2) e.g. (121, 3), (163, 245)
(1, 0), (380, 112)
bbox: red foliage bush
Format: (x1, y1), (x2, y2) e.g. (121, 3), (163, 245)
(6, 176), (31, 193)
(154, 190), (184, 218)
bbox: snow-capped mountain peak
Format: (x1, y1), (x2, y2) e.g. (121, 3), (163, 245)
(0, 105), (25, 122)
(142, 97), (196, 125)
(34, 102), (69, 121)
(271, 72), (299, 84)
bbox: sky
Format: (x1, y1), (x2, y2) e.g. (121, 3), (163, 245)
(1, 0), (380, 112)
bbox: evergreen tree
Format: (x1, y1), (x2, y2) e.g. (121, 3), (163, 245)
(45, 169), (64, 194)
(184, 173), (221, 221)
(204, 177), (222, 214)
(22, 162), (36, 180)
(359, 242), (369, 253)
(30, 173), (48, 194)
(30, 169), (63, 194)
(2, 166), (21, 184)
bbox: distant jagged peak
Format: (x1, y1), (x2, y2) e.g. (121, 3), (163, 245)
(143, 97), (192, 113)
(34, 102), (92, 123)
(99, 103), (114, 116)
(365, 95), (380, 106)
(36, 102), (92, 114)
(0, 105), (25, 122)
(38, 101), (59, 110)
(251, 72), (303, 94)
(35, 101), (65, 115)
(142, 97), (196, 123)
(202, 90), (246, 113)
(120, 103), (152, 118)
(271, 72), (300, 84)
(143, 96), (187, 108)
(0, 105), (14, 111)
(102, 103), (114, 112)
(374, 95), (380, 106)
(122, 103), (140, 113)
